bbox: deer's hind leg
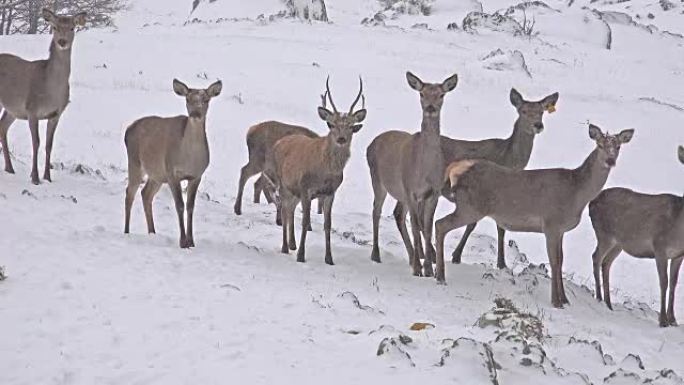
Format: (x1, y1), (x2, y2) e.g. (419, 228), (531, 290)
(0, 110), (16, 174)
(370, 177), (387, 263)
(124, 157), (144, 234)
(141, 179), (162, 234)
(234, 160), (261, 215)
(451, 222), (476, 264)
(591, 235), (618, 302)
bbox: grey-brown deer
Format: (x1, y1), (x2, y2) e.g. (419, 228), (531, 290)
(445, 89), (558, 269)
(436, 124), (634, 308)
(124, 79), (222, 248)
(366, 71), (458, 276)
(0, 8), (86, 184)
(264, 77), (366, 264)
(589, 146), (684, 326)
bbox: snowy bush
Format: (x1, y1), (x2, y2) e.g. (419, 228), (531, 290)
(283, 0), (328, 22)
(378, 0), (433, 16)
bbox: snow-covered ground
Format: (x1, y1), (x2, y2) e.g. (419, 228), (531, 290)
(1, 0), (683, 383)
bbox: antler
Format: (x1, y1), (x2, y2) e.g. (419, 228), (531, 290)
(320, 90), (328, 109)
(348, 76), (364, 113)
(325, 76), (339, 113)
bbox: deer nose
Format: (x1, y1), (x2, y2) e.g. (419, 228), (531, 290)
(57, 39), (68, 47)
(606, 158), (616, 167)
(425, 105), (437, 114)
(534, 122), (544, 131)
(336, 137), (347, 145)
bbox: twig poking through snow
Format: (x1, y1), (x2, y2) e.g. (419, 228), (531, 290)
(638, 97), (684, 112)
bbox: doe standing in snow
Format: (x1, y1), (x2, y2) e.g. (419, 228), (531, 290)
(436, 124), (633, 308)
(264, 77), (366, 265)
(0, 8), (86, 184)
(589, 146), (684, 327)
(124, 79), (222, 248)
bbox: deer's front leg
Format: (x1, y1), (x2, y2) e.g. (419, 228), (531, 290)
(43, 115), (61, 182)
(323, 194), (335, 265)
(185, 177), (202, 248)
(168, 179), (189, 248)
(28, 117), (40, 185)
(0, 111), (17, 174)
(297, 193), (311, 263)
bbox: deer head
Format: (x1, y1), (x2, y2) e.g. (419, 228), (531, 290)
(172, 79), (222, 121)
(42, 9), (86, 51)
(510, 88), (559, 134)
(588, 124), (634, 168)
(318, 77), (367, 147)
(406, 71), (458, 118)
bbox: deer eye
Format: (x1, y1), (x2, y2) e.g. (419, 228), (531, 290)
(327, 122), (334, 129)
(439, 94), (445, 99)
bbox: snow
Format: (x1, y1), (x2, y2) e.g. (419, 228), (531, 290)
(1, 0), (683, 383)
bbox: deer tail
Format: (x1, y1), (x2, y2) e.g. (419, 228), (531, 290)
(444, 160), (477, 189)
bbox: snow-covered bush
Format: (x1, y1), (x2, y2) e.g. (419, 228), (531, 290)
(378, 0), (434, 16)
(283, 0), (328, 22)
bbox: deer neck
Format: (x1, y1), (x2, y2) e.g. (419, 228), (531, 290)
(572, 149), (612, 205)
(46, 40), (72, 84)
(324, 136), (350, 173)
(420, 113), (441, 146)
(503, 118), (536, 169)
(183, 117), (208, 144)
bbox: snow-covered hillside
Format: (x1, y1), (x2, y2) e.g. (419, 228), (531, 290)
(1, 0), (683, 384)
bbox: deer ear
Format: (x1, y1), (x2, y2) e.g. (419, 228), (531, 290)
(617, 129), (634, 144)
(318, 107), (333, 122)
(406, 71), (424, 92)
(352, 124), (363, 133)
(441, 73), (458, 93)
(173, 79), (190, 97)
(74, 12), (87, 26)
(352, 109), (367, 123)
(678, 146), (684, 164)
(510, 88), (524, 108)
(588, 124), (603, 141)
(42, 8), (56, 24)
(541, 92), (559, 112)
(207, 80), (222, 97)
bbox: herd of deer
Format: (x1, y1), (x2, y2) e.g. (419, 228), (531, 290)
(0, 10), (682, 326)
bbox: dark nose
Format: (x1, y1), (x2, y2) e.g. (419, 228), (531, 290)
(425, 105), (437, 114)
(336, 137), (347, 145)
(534, 122), (544, 131)
(606, 158), (616, 167)
(57, 39), (68, 47)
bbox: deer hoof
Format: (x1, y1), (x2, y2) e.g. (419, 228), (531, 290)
(325, 256), (334, 265)
(234, 205), (242, 215)
(281, 245), (289, 254)
(31, 175), (40, 185)
(370, 249), (381, 263)
(296, 254), (306, 263)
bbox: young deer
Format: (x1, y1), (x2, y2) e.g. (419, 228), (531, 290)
(436, 124), (634, 308)
(0, 9), (86, 184)
(124, 79), (222, 248)
(264, 77), (366, 264)
(445, 89), (559, 268)
(366, 72), (458, 276)
(589, 146), (684, 327)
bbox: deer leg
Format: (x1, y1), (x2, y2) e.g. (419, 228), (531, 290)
(323, 194), (335, 265)
(409, 207), (424, 277)
(317, 197), (324, 215)
(234, 161), (260, 215)
(168, 180), (189, 249)
(655, 256), (669, 327)
(297, 194), (312, 263)
(124, 164), (143, 234)
(28, 117), (40, 185)
(451, 223), (476, 264)
(253, 174), (265, 204)
(393, 202), (414, 266)
(370, 183), (387, 263)
(43, 115), (60, 182)
(601, 247), (622, 310)
(557, 234), (569, 305)
(280, 197), (292, 254)
(667, 256), (683, 326)
(0, 110), (17, 174)
(141, 179), (162, 234)
(496, 225), (507, 269)
(544, 232), (563, 308)
(421, 196), (439, 277)
(591, 237), (617, 302)
(288, 198), (298, 251)
(435, 208), (482, 284)
(185, 177), (201, 248)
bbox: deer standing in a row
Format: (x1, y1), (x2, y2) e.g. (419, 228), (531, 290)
(589, 146), (684, 326)
(0, 9), (85, 184)
(124, 79), (222, 248)
(366, 72), (458, 276)
(436, 125), (633, 307)
(264, 77), (366, 264)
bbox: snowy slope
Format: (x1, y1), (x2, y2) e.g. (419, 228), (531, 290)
(1, 0), (683, 383)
